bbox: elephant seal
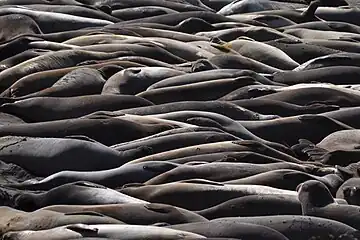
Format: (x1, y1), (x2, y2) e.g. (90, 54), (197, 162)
(0, 49), (50, 72)
(6, 161), (181, 190)
(225, 169), (344, 195)
(222, 39), (299, 70)
(102, 67), (185, 95)
(120, 101), (269, 121)
(231, 99), (339, 117)
(294, 53), (360, 71)
(238, 114), (352, 146)
(42, 203), (208, 224)
(196, 195), (302, 219)
(13, 181), (148, 211)
(265, 38), (341, 64)
(0, 207), (122, 236)
(2, 224), (205, 240)
(336, 178), (360, 206)
(298, 180), (360, 230)
(137, 76), (260, 104)
(0, 95), (153, 122)
(0, 136), (152, 176)
(16, 67), (108, 98)
(168, 220), (292, 240)
(119, 181), (297, 211)
(170, 215), (356, 240)
(0, 118), (174, 146)
(125, 140), (300, 166)
(145, 162), (316, 184)
(0, 49), (126, 92)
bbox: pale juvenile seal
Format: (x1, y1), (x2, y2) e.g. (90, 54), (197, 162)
(13, 181), (148, 211)
(102, 67), (185, 95)
(222, 39), (299, 70)
(42, 203), (208, 224)
(298, 180), (360, 230)
(6, 161), (180, 190)
(119, 181), (297, 210)
(3, 223), (206, 240)
(0, 207), (122, 236)
(137, 76), (260, 103)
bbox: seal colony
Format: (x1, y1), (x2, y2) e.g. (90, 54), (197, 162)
(1, 0), (360, 239)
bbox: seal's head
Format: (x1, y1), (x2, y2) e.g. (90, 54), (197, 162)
(297, 180), (334, 215)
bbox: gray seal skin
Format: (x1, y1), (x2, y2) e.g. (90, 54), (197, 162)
(242, 0), (322, 24)
(0, 118), (175, 146)
(218, 0), (306, 15)
(314, 7), (360, 26)
(0, 7), (113, 33)
(16, 67), (107, 98)
(224, 169), (344, 194)
(168, 221), (292, 240)
(195, 26), (299, 42)
(119, 181), (297, 211)
(2, 223), (206, 240)
(294, 52), (360, 71)
(120, 100), (269, 121)
(41, 203), (208, 224)
(111, 11), (233, 26)
(222, 39), (299, 70)
(284, 28), (360, 41)
(145, 162), (316, 185)
(0, 14), (42, 43)
(195, 195), (302, 219)
(0, 95), (153, 122)
(269, 66), (360, 85)
(207, 54), (282, 74)
(111, 131), (239, 155)
(254, 87), (360, 107)
(169, 152), (292, 164)
(0, 60), (141, 98)
(137, 76), (261, 104)
(0, 207), (122, 236)
(126, 140), (301, 166)
(0, 49), (128, 92)
(298, 180), (360, 230)
(218, 84), (281, 101)
(146, 69), (276, 90)
(0, 136), (152, 177)
(265, 38), (341, 64)
(336, 178), (360, 206)
(231, 99), (340, 117)
(303, 39), (360, 54)
(130, 111), (292, 154)
(238, 114), (353, 146)
(102, 67), (185, 95)
(279, 21), (360, 35)
(16, 4), (120, 22)
(322, 107), (360, 129)
(6, 161), (181, 191)
(13, 181), (148, 212)
(170, 215), (356, 240)
(0, 49), (50, 72)
(111, 6), (178, 20)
